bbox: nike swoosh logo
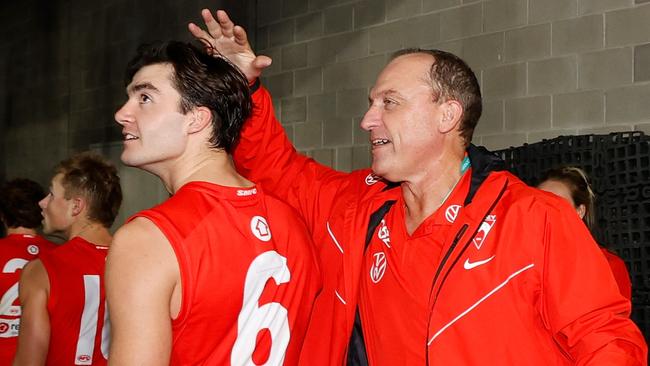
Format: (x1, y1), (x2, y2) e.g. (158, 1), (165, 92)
(463, 255), (496, 270)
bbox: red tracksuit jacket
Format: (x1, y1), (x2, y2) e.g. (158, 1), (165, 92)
(233, 86), (647, 365)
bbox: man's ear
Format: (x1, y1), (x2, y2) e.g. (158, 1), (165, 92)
(438, 100), (463, 134)
(187, 107), (212, 134)
(576, 204), (587, 220)
(70, 197), (85, 217)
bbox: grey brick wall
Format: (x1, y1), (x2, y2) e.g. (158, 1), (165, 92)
(0, 0), (254, 223)
(2, 0), (650, 182)
(256, 0), (650, 164)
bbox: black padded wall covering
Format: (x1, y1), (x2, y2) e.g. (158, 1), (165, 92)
(494, 131), (650, 341)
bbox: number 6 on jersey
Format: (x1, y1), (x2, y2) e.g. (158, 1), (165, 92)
(231, 251), (291, 365)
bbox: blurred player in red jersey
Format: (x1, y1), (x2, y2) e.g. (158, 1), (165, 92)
(107, 41), (320, 365)
(0, 179), (55, 365)
(13, 153), (122, 365)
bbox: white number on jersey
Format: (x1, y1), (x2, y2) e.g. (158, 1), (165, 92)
(75, 275), (110, 365)
(231, 251), (292, 365)
(0, 258), (29, 317)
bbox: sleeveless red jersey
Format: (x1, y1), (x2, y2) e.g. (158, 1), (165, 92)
(0, 234), (55, 365)
(130, 182), (320, 365)
(39, 237), (109, 366)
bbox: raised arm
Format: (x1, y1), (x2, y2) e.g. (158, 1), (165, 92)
(105, 218), (180, 366)
(13, 260), (50, 366)
(188, 9), (359, 230)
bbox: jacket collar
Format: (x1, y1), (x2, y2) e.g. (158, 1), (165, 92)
(464, 144), (505, 206)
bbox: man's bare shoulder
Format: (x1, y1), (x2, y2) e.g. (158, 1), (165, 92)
(19, 258), (49, 304)
(109, 217), (178, 281)
(113, 217), (169, 251)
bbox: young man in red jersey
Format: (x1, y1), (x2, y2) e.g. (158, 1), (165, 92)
(0, 179), (55, 364)
(14, 153), (122, 365)
(189, 9), (647, 365)
(107, 41), (320, 365)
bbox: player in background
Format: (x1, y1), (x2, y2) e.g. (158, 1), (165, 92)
(538, 166), (632, 300)
(107, 41), (320, 365)
(13, 153), (122, 365)
(0, 179), (55, 365)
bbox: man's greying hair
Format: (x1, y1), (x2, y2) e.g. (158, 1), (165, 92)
(392, 48), (482, 147)
(124, 41), (252, 153)
(55, 152), (122, 228)
(0, 178), (45, 229)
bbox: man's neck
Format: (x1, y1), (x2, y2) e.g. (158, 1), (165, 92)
(68, 221), (112, 247)
(6, 226), (38, 236)
(401, 154), (465, 235)
(158, 150), (254, 194)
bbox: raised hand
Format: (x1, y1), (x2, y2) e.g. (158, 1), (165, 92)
(188, 9), (272, 82)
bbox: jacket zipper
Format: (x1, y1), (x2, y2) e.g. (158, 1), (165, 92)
(425, 179), (508, 365)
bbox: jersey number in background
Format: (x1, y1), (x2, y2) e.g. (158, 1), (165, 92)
(76, 274), (109, 365)
(0, 258), (28, 319)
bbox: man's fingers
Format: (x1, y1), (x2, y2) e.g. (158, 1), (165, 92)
(216, 10), (235, 38)
(201, 9), (223, 39)
(187, 23), (216, 53)
(253, 56), (273, 70)
(233, 26), (249, 47)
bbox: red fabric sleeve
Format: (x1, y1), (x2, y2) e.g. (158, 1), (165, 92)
(540, 201), (647, 364)
(233, 86), (354, 233)
(601, 248), (633, 301)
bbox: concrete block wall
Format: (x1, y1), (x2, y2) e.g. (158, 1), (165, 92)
(0, 0), (253, 221)
(254, 0), (650, 167)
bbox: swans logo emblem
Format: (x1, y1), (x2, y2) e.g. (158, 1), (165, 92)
(473, 215), (496, 250)
(369, 252), (387, 283)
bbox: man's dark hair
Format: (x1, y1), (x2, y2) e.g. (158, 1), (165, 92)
(124, 41), (252, 153)
(392, 48), (482, 147)
(0, 179), (45, 229)
(54, 152), (122, 228)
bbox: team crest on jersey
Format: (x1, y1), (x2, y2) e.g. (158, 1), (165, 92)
(365, 173), (381, 185)
(27, 245), (39, 255)
(377, 219), (391, 248)
(250, 216), (272, 242)
(445, 205), (461, 223)
(473, 215), (496, 250)
(369, 252), (387, 284)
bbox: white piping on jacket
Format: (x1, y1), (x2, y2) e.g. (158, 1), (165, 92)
(327, 221), (344, 254)
(335, 290), (347, 305)
(428, 263), (535, 345)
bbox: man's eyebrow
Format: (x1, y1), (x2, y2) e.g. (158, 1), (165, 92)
(127, 82), (161, 94)
(368, 88), (403, 101)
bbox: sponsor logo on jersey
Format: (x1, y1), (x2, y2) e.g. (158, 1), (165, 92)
(0, 318), (20, 338)
(27, 245), (39, 255)
(473, 215), (496, 250)
(365, 173), (381, 185)
(250, 216), (272, 242)
(369, 252), (387, 284)
(377, 219), (391, 248)
(237, 188), (257, 196)
(77, 354), (92, 363)
(445, 205), (461, 223)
